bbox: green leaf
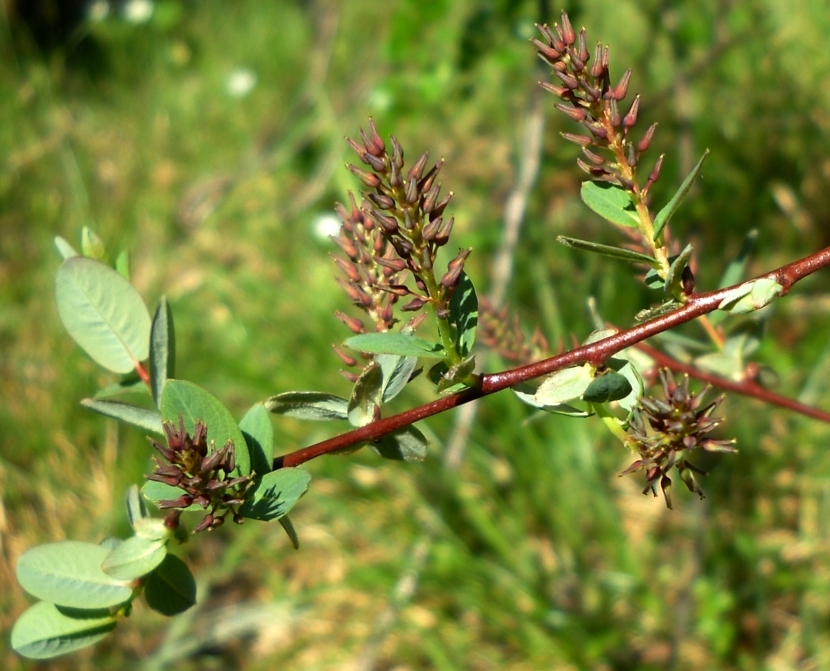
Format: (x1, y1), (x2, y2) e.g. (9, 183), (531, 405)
(436, 355), (476, 393)
(81, 398), (163, 434)
(652, 149), (709, 242)
(125, 484), (149, 529)
(278, 515), (300, 550)
(265, 391), (349, 421)
(344, 332), (445, 358)
(448, 271), (478, 357)
(131, 517), (172, 542)
(81, 227), (108, 262)
(160, 380), (250, 476)
(55, 257), (152, 374)
(141, 481), (202, 512)
(580, 182), (640, 228)
(240, 403), (274, 475)
(347, 363), (383, 427)
(605, 356), (645, 412)
(150, 297), (175, 409)
(144, 554), (196, 616)
(644, 269), (665, 290)
(535, 365), (595, 406)
(583, 328), (617, 345)
(376, 353), (419, 403)
(371, 424), (429, 461)
(635, 300), (681, 322)
(664, 243), (694, 300)
(101, 535), (168, 581)
(93, 376), (148, 401)
(54, 236), (79, 260)
(582, 372), (632, 403)
(115, 249), (130, 280)
(238, 468), (311, 521)
(557, 236), (660, 267)
(16, 541), (134, 609)
(511, 384), (592, 417)
(717, 278), (783, 314)
(709, 229), (758, 326)
(11, 602), (117, 660)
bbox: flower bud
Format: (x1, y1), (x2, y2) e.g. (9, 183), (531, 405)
(346, 163), (381, 188)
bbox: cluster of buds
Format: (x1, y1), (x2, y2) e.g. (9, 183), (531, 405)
(148, 418), (254, 533)
(621, 369), (736, 508)
(477, 298), (549, 365)
(332, 120), (470, 363)
(532, 11), (662, 195)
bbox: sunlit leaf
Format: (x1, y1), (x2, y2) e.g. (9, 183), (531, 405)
(535, 365), (594, 406)
(580, 182), (640, 228)
(376, 353), (419, 404)
(11, 602), (117, 660)
(372, 424), (428, 461)
(448, 271), (478, 357)
(144, 554), (196, 616)
(238, 468), (311, 521)
(240, 402), (274, 475)
(81, 398), (163, 434)
(557, 236), (660, 266)
(582, 372), (632, 403)
(652, 149), (709, 242)
(102, 535), (168, 581)
(347, 363), (383, 427)
(150, 297), (175, 409)
(265, 391), (349, 421)
(344, 332), (445, 358)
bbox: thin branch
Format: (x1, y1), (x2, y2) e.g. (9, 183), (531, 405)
(275, 245), (830, 469)
(634, 341), (830, 424)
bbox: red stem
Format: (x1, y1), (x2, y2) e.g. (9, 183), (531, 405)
(276, 246), (830, 469)
(135, 362), (151, 387)
(634, 341), (830, 424)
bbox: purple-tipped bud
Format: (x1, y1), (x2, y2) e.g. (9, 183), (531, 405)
(623, 95), (640, 130)
(582, 147), (606, 166)
(626, 142), (638, 167)
(362, 118), (385, 157)
(335, 311), (365, 334)
(332, 255), (361, 282)
(429, 192), (452, 220)
(365, 207), (399, 235)
(577, 28), (589, 63)
(645, 154), (664, 190)
(331, 235), (358, 259)
(422, 183), (441, 213)
(389, 159), (403, 188)
(390, 237), (414, 258)
(561, 132), (593, 147)
(590, 43), (606, 78)
(422, 217), (441, 242)
(193, 514), (214, 533)
(374, 255), (407, 272)
(333, 344), (358, 367)
(336, 278), (364, 305)
(401, 296), (428, 312)
(559, 11), (576, 46)
(576, 157), (611, 178)
(364, 153), (386, 173)
(408, 151), (429, 182)
(637, 122), (657, 153)
(418, 159), (444, 193)
(368, 192), (395, 210)
(147, 472), (183, 487)
(149, 438), (176, 462)
(554, 69), (579, 90)
(583, 121), (608, 140)
(567, 46), (585, 73)
(538, 80), (570, 98)
(405, 176), (420, 204)
(435, 216), (454, 246)
(390, 136), (404, 170)
(577, 78), (601, 102)
(608, 68), (631, 101)
(555, 103), (588, 122)
(441, 248), (472, 289)
(608, 98), (621, 127)
(158, 494), (193, 510)
(346, 163), (381, 188)
(346, 137), (369, 164)
(531, 38), (560, 64)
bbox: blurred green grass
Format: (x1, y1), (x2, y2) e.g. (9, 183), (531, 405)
(3, 1), (830, 669)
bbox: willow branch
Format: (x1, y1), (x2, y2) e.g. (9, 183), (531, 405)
(275, 245), (830, 469)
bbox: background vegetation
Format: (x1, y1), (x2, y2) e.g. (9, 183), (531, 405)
(2, 0), (830, 668)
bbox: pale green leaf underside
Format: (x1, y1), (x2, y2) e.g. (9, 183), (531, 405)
(11, 602), (117, 659)
(239, 468), (311, 521)
(580, 182), (640, 228)
(55, 257), (151, 374)
(265, 391), (349, 421)
(80, 398), (163, 434)
(345, 332), (445, 358)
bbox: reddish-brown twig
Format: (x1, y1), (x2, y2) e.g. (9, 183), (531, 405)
(275, 245), (830, 469)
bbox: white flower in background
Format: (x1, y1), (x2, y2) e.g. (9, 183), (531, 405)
(87, 0), (110, 22)
(311, 213), (342, 241)
(123, 0), (154, 24)
(226, 68), (258, 98)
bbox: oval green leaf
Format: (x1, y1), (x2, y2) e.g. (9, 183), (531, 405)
(144, 554), (196, 616)
(582, 372), (633, 403)
(11, 602), (117, 660)
(160, 380), (250, 476)
(652, 149), (709, 242)
(102, 535), (168, 581)
(448, 271), (478, 357)
(16, 541), (134, 609)
(150, 296), (176, 409)
(371, 425), (428, 461)
(347, 363), (383, 427)
(55, 256), (151, 374)
(238, 468), (311, 521)
(376, 353), (419, 404)
(535, 366), (594, 406)
(580, 182), (640, 228)
(81, 398), (163, 435)
(344, 332), (445, 358)
(240, 402), (274, 475)
(265, 391), (349, 421)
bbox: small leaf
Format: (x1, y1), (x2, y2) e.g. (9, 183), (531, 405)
(240, 402), (274, 475)
(115, 249), (130, 280)
(125, 485), (149, 529)
(54, 236), (79, 259)
(347, 363), (383, 427)
(238, 468), (311, 521)
(161, 380), (250, 476)
(718, 278), (783, 314)
(644, 269), (665, 290)
(557, 236), (660, 267)
(535, 366), (594, 406)
(635, 300), (681, 322)
(265, 391), (349, 421)
(448, 271), (478, 357)
(102, 535), (168, 581)
(582, 372), (632, 403)
(131, 517), (172, 542)
(144, 554), (196, 616)
(652, 149), (709, 242)
(93, 376), (148, 401)
(376, 353), (419, 404)
(436, 355), (476, 393)
(709, 229), (758, 326)
(664, 243), (694, 300)
(150, 297), (176, 409)
(81, 398), (163, 434)
(81, 227), (108, 262)
(278, 515), (300, 550)
(11, 602), (117, 660)
(371, 424), (428, 461)
(55, 257), (152, 374)
(583, 328), (617, 346)
(344, 332), (445, 358)
(16, 541), (134, 609)
(580, 182), (640, 228)
(605, 356), (645, 412)
(511, 384), (592, 417)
